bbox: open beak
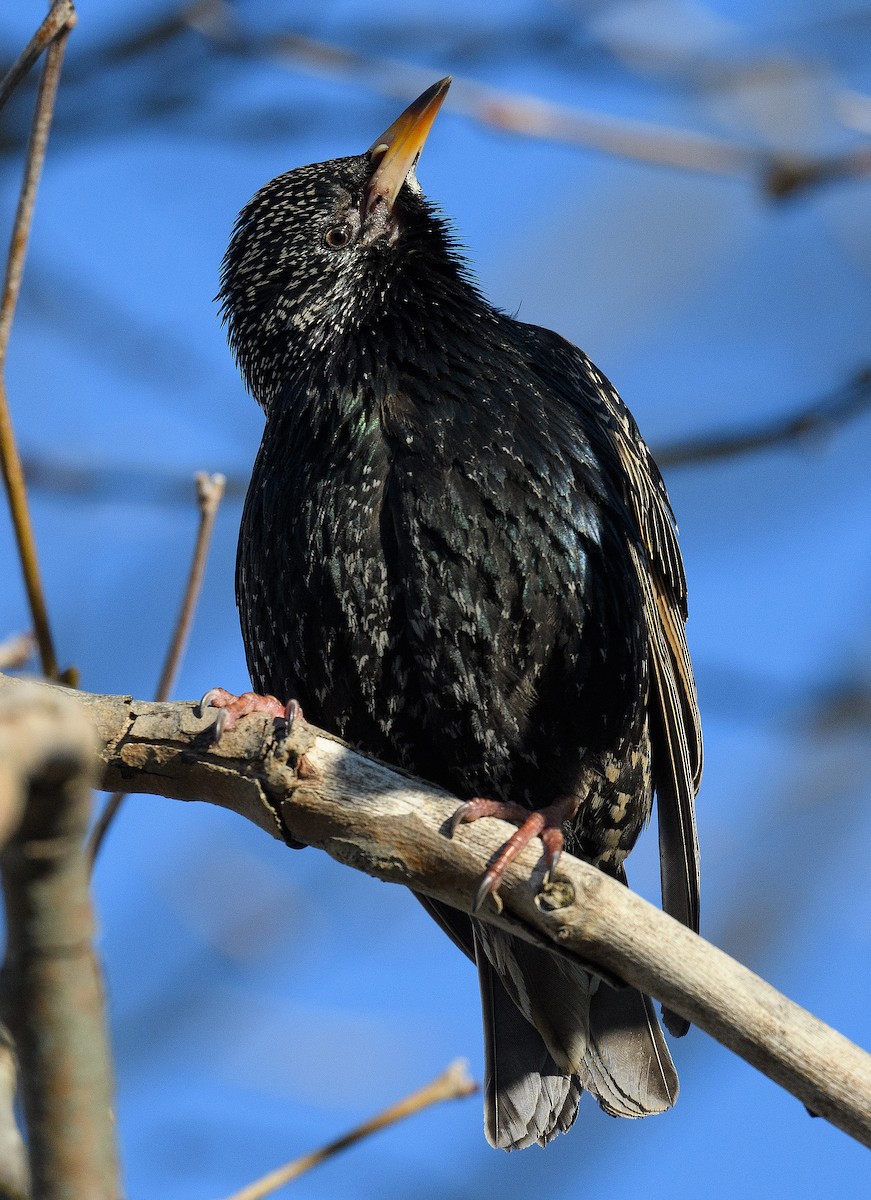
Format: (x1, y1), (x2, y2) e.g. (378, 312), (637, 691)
(364, 77), (451, 216)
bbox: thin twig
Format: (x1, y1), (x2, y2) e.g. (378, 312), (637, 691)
(221, 1059), (476, 1200)
(0, 20), (74, 682)
(87, 472), (226, 867)
(656, 367), (871, 468)
(155, 471), (226, 698)
(0, 0), (77, 114)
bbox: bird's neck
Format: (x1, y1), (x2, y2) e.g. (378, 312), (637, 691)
(262, 255), (498, 435)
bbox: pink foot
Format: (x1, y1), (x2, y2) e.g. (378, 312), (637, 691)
(198, 687), (304, 740)
(448, 794), (579, 912)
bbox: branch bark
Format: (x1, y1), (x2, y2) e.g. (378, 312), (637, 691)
(0, 681), (119, 1199)
(1, 672), (869, 1151)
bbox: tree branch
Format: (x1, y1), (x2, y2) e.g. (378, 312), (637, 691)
(0, 672), (869, 1151)
(0, 681), (118, 1199)
(655, 367), (871, 468)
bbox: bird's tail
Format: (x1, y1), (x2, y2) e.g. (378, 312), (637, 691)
(475, 923), (678, 1149)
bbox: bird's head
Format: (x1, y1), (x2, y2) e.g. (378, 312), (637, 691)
(220, 78), (465, 409)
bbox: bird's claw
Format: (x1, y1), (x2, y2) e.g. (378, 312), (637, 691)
(449, 794), (577, 912)
(473, 869), (503, 914)
(447, 796), (529, 839)
(212, 705), (228, 742)
(197, 687), (304, 742)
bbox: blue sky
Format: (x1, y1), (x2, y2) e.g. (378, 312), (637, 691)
(2, 2), (870, 1197)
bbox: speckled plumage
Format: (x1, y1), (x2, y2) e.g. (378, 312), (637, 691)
(220, 119), (702, 1149)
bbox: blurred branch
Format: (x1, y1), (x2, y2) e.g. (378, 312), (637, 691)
(193, 4), (755, 179)
(0, 1), (76, 113)
(21, 452), (247, 505)
(1, 672), (869, 1150)
(15, 367), (871, 503)
(764, 146), (871, 199)
(88, 471), (226, 866)
(187, 3), (871, 194)
(0, 12), (75, 683)
(0, 1027), (27, 1200)
(6, 2), (868, 197)
(0, 681), (118, 1199)
(222, 1059), (476, 1200)
(656, 367), (871, 467)
(0, 634), (34, 673)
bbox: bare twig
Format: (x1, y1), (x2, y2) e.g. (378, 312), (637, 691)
(155, 472), (226, 699)
(222, 1059), (476, 1200)
(87, 471), (226, 867)
(0, 17), (74, 682)
(0, 682), (118, 1199)
(656, 368), (871, 468)
(0, 1), (77, 114)
(1, 673), (869, 1150)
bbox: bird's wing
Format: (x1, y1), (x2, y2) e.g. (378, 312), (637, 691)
(517, 325), (702, 995)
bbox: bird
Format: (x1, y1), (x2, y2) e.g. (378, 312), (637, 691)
(210, 76), (702, 1150)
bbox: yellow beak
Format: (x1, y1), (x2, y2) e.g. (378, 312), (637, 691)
(365, 77), (451, 215)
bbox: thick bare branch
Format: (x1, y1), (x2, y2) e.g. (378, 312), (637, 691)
(0, 672), (869, 1150)
(0, 1026), (28, 1200)
(0, 682), (118, 1199)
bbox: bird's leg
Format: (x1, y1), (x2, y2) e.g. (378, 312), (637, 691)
(448, 794), (579, 912)
(198, 687), (304, 741)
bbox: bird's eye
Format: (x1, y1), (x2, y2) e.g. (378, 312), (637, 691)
(324, 223), (353, 250)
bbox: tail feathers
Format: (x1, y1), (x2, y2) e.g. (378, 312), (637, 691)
(475, 921), (595, 1071)
(582, 981), (679, 1117)
(476, 924), (678, 1147)
(477, 951), (582, 1149)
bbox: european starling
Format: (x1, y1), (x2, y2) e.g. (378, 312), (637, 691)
(213, 77), (702, 1149)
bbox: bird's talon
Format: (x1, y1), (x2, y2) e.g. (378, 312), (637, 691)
(540, 827), (566, 886)
(285, 698), (304, 735)
(473, 872), (500, 914)
(212, 707), (228, 743)
(447, 801), (474, 838)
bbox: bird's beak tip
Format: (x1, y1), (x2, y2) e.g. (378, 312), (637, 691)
(364, 77), (452, 214)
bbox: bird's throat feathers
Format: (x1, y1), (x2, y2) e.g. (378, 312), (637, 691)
(221, 174), (488, 423)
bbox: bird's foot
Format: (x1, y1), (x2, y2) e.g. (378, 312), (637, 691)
(448, 794), (579, 913)
(198, 687), (304, 741)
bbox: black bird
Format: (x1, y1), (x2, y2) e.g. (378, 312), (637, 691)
(211, 78), (702, 1150)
